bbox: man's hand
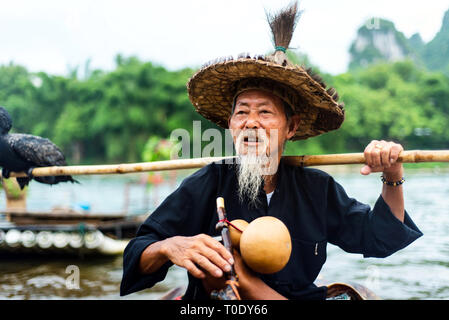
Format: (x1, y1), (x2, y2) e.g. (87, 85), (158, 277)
(361, 140), (404, 178)
(160, 234), (234, 279)
(232, 249), (287, 300)
(361, 139), (405, 223)
(232, 249), (258, 287)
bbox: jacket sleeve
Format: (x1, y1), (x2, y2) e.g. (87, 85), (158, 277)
(120, 164), (218, 296)
(325, 176), (423, 258)
(119, 218), (174, 296)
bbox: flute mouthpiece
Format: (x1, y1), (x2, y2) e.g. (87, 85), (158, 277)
(216, 197), (225, 209)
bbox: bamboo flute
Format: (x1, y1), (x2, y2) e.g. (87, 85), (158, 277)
(2, 150), (449, 178)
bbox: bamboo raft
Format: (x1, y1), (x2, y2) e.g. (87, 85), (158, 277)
(0, 211), (147, 257)
(0, 225), (125, 257)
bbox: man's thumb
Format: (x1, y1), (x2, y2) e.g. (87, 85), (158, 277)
(360, 165), (372, 175)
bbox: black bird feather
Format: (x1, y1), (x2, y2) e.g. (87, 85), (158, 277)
(0, 106), (79, 189)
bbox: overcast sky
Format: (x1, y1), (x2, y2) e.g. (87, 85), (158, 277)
(1, 0), (448, 76)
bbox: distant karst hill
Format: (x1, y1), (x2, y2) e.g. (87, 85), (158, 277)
(349, 9), (449, 75)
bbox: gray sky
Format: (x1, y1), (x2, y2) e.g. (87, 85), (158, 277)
(1, 0), (448, 76)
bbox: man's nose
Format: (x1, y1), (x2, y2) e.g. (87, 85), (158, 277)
(244, 112), (260, 129)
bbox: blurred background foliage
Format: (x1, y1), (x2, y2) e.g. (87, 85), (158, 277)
(285, 58), (449, 156)
(0, 48), (448, 165)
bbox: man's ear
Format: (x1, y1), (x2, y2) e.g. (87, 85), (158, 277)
(286, 114), (300, 140)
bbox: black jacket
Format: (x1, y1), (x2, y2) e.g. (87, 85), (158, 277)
(120, 159), (423, 299)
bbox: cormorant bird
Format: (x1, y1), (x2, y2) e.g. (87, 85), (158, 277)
(0, 106), (78, 189)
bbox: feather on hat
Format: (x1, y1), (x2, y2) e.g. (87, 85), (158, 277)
(187, 1), (345, 140)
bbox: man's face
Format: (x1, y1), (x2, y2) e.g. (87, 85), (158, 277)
(228, 89), (298, 160)
(228, 89), (299, 205)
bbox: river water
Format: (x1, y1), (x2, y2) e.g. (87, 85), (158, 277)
(1, 167), (448, 300)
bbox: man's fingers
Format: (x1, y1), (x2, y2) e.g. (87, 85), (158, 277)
(371, 144), (382, 167)
(203, 235), (234, 265)
(380, 145), (391, 168)
(364, 143), (373, 168)
(362, 140), (404, 176)
(172, 234), (234, 279)
(365, 140), (382, 167)
(389, 144), (403, 164)
(183, 259), (206, 279)
(365, 140), (399, 168)
(199, 245), (232, 274)
(192, 253), (224, 278)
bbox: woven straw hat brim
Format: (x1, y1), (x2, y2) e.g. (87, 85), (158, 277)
(187, 57), (345, 140)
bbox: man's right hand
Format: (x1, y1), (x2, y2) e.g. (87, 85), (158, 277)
(140, 234), (234, 280)
(161, 234), (234, 279)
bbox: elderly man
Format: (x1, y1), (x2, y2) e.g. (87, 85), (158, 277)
(120, 3), (422, 300)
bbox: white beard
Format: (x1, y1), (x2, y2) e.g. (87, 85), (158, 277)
(234, 129), (279, 207)
(236, 153), (267, 207)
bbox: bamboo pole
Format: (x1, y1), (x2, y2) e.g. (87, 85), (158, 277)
(2, 150), (449, 178)
(283, 150), (449, 167)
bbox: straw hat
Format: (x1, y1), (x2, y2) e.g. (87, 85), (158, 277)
(187, 1), (345, 140)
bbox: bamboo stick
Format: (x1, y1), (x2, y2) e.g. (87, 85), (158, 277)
(4, 156), (235, 178)
(2, 150), (449, 178)
(283, 150), (449, 167)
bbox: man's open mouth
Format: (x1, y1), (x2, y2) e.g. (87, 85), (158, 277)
(242, 131), (266, 145)
(244, 136), (261, 143)
(235, 130), (269, 156)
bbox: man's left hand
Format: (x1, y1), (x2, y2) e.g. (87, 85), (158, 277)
(201, 249), (256, 296)
(361, 140), (404, 176)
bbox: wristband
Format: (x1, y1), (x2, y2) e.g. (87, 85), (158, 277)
(381, 175), (405, 187)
